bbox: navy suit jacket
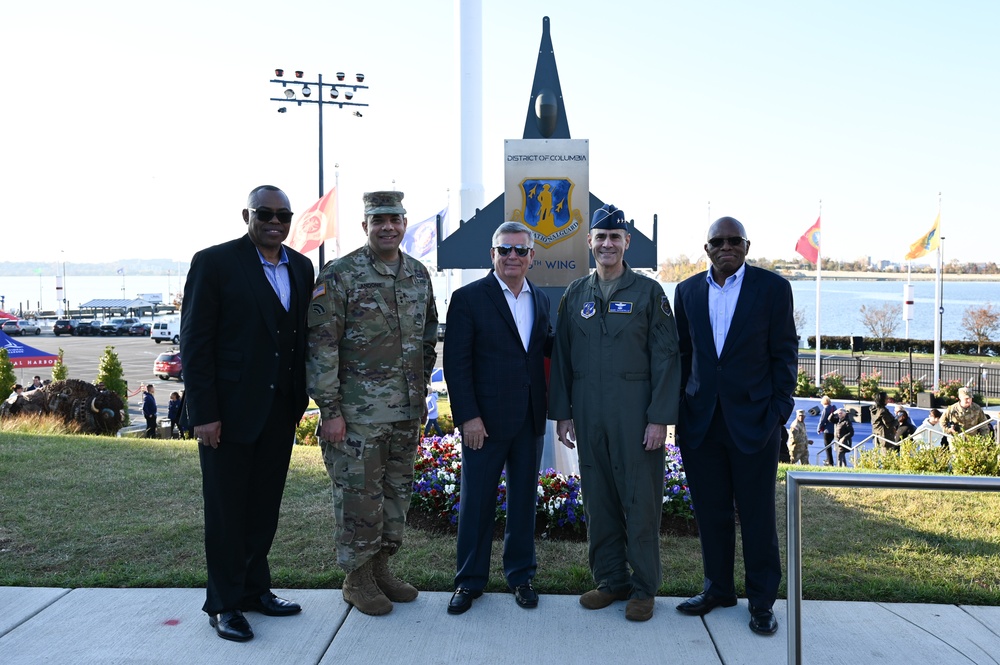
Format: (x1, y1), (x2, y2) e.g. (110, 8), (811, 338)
(180, 234), (314, 442)
(444, 272), (552, 441)
(674, 265), (798, 453)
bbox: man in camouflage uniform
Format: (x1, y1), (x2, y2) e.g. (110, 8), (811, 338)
(549, 204), (681, 623)
(306, 190), (438, 616)
(788, 409), (810, 464)
(943, 387), (992, 439)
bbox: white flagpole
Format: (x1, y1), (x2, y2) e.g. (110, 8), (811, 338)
(933, 193), (943, 390)
(814, 201), (822, 385)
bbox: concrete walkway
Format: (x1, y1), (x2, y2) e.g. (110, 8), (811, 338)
(2, 587), (999, 664)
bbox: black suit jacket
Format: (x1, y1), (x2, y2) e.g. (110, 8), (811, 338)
(180, 234), (314, 442)
(444, 272), (552, 440)
(674, 265), (798, 453)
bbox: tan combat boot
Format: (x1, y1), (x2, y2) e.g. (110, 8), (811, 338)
(342, 559), (393, 616)
(370, 549), (419, 602)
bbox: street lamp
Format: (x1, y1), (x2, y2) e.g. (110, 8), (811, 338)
(269, 68), (369, 266)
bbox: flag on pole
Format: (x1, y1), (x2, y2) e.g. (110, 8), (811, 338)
(401, 207), (446, 261)
(795, 217), (821, 264)
(904, 213), (940, 261)
(286, 187), (338, 256)
(116, 268), (124, 275)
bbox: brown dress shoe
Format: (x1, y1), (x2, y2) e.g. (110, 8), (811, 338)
(579, 587), (629, 610)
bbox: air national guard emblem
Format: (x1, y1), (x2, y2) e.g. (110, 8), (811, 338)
(581, 302), (596, 319)
(510, 178), (584, 248)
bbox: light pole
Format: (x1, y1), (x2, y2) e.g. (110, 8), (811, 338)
(269, 68), (369, 266)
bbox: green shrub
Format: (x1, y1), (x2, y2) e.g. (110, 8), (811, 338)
(894, 374), (925, 405)
(856, 446), (906, 471)
(896, 437), (951, 474)
(820, 372), (851, 399)
(296, 412), (319, 446)
(858, 371), (883, 400)
(936, 380), (964, 407)
(0, 349), (14, 399)
(51, 348), (69, 381)
(951, 433), (1000, 477)
(794, 369), (817, 397)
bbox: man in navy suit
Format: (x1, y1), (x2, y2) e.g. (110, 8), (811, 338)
(181, 185), (315, 642)
(673, 216), (798, 636)
(443, 221), (552, 615)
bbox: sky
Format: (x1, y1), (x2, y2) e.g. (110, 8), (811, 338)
(2, 0), (998, 269)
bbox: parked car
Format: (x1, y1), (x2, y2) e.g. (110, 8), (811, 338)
(100, 317), (139, 336)
(2, 320), (41, 336)
(437, 322), (446, 341)
(154, 351), (183, 380)
(76, 320), (101, 336)
(53, 319), (82, 336)
(129, 322), (152, 336)
(151, 320), (181, 344)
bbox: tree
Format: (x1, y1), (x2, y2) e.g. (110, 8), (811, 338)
(0, 348), (15, 399)
(793, 307), (806, 337)
(96, 346), (128, 406)
(859, 303), (901, 349)
(961, 303), (1000, 355)
(52, 347), (69, 381)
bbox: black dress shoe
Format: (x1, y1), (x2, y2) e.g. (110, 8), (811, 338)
(447, 588), (482, 615)
(241, 591), (302, 616)
(209, 610), (253, 642)
(676, 592), (738, 616)
(512, 582), (538, 608)
(749, 606), (778, 635)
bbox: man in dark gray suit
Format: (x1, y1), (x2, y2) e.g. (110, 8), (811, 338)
(673, 216), (798, 636)
(443, 221), (552, 615)
(181, 185), (315, 642)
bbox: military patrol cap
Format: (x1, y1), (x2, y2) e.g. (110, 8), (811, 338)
(591, 203), (628, 230)
(958, 387), (971, 399)
(364, 191), (406, 215)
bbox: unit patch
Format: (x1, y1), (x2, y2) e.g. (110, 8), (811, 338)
(608, 301), (633, 314)
(660, 296), (673, 317)
(581, 302), (596, 319)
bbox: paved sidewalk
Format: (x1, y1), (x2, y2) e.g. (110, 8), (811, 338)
(2, 587), (1000, 664)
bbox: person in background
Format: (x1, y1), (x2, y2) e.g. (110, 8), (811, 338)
(920, 408), (946, 447)
(142, 384), (157, 439)
(25, 376), (42, 392)
(788, 409), (810, 465)
(895, 407), (916, 442)
(834, 408), (854, 467)
(424, 389), (444, 439)
(817, 395), (837, 466)
(167, 391), (182, 439)
(870, 391), (898, 452)
(942, 387), (991, 441)
(7, 384), (23, 400)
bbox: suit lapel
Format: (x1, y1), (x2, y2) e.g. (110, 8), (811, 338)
(526, 277), (547, 351)
(688, 276), (716, 359)
(719, 266), (759, 360)
(236, 235), (280, 344)
(483, 273), (521, 340)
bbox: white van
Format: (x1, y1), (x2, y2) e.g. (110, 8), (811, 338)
(151, 320), (180, 344)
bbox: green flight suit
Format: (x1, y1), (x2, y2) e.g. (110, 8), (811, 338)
(549, 264), (680, 598)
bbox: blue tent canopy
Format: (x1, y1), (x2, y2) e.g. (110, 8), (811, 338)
(0, 331), (58, 368)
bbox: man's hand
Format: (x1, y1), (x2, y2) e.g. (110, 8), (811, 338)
(320, 415), (347, 444)
(556, 419), (576, 449)
(643, 422), (667, 451)
(461, 417), (488, 450)
(194, 421), (222, 449)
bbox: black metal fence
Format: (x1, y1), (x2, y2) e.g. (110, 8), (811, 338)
(797, 355), (1000, 400)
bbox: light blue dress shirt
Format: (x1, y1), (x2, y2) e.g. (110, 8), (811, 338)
(706, 262), (746, 357)
(256, 246), (291, 311)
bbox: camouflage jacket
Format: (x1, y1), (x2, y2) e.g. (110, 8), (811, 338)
(306, 244), (438, 427)
(942, 401), (990, 436)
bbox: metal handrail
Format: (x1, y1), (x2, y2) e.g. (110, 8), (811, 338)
(786, 471), (1000, 664)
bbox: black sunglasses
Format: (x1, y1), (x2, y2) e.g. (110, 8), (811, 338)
(494, 244), (531, 257)
(708, 236), (746, 248)
(249, 208), (294, 224)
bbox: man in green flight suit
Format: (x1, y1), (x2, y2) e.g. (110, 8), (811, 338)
(549, 203), (681, 622)
(306, 190), (438, 616)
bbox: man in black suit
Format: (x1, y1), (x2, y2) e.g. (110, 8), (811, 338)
(443, 221), (552, 615)
(181, 185), (315, 642)
(673, 216), (798, 636)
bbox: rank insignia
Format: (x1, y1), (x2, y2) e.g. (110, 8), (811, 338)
(660, 296), (673, 317)
(608, 301), (633, 314)
(581, 302), (596, 319)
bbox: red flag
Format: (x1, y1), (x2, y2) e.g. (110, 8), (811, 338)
(286, 187), (338, 255)
(795, 217), (821, 264)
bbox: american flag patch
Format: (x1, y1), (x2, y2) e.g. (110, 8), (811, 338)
(312, 283), (326, 299)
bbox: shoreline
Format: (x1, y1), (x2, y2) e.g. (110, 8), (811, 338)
(778, 270), (1000, 282)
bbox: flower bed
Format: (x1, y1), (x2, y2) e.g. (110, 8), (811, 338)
(410, 432), (695, 539)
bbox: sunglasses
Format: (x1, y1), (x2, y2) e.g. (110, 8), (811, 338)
(494, 244), (531, 257)
(249, 208), (294, 224)
(708, 236), (746, 248)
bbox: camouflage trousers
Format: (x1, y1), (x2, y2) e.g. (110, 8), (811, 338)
(320, 418), (420, 573)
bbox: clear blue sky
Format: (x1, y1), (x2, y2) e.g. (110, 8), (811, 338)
(3, 0), (996, 267)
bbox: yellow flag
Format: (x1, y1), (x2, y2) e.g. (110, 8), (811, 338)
(904, 213), (940, 261)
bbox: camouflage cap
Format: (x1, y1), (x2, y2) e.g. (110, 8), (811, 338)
(364, 191), (406, 215)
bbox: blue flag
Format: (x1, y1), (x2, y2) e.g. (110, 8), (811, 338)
(401, 207), (446, 261)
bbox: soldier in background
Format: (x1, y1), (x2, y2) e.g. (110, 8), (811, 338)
(943, 387), (991, 439)
(788, 409), (810, 464)
(307, 190), (438, 616)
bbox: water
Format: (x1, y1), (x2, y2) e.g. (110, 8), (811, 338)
(2, 274), (994, 344)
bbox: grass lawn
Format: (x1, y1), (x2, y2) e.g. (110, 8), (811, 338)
(2, 432), (1000, 605)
